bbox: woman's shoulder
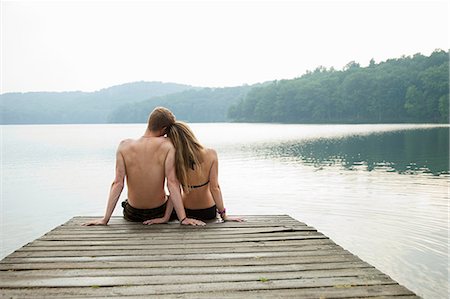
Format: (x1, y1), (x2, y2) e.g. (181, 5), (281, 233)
(203, 147), (218, 160)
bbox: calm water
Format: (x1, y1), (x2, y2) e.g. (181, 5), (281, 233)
(1, 123), (449, 298)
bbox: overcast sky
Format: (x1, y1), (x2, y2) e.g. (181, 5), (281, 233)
(1, 0), (449, 93)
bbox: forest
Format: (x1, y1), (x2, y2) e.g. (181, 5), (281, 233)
(1, 50), (448, 124)
(228, 49), (449, 123)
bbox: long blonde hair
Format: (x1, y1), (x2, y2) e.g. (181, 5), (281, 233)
(167, 121), (204, 192)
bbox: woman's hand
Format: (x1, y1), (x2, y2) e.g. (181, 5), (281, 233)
(181, 217), (206, 226)
(82, 218), (108, 226)
(222, 215), (245, 222)
(143, 217), (168, 225)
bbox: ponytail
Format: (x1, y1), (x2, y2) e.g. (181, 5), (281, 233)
(167, 121), (204, 192)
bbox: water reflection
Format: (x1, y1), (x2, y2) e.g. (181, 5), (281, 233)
(258, 127), (449, 175)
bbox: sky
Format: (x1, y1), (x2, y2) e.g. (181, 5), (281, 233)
(1, 0), (449, 93)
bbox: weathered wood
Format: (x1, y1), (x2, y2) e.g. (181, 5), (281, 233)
(0, 215), (419, 298)
(2, 249), (351, 264)
(65, 216), (304, 228)
(0, 276), (403, 296)
(0, 261), (373, 277)
(0, 255), (361, 270)
(10, 244), (340, 258)
(155, 285), (420, 299)
(38, 230), (321, 241)
(0, 287), (420, 299)
(0, 268), (386, 287)
(22, 234), (327, 247)
(20, 238), (335, 251)
(48, 226), (314, 235)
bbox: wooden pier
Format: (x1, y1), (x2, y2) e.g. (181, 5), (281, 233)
(0, 215), (419, 298)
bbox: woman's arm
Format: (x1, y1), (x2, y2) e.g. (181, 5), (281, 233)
(209, 149), (224, 211)
(209, 149), (244, 222)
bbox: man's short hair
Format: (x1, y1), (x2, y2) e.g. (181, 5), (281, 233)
(147, 107), (176, 133)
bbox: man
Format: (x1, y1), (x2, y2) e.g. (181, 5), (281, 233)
(83, 107), (205, 226)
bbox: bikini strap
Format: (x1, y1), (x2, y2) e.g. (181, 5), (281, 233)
(188, 180), (210, 189)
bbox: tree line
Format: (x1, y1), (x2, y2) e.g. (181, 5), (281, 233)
(1, 50), (448, 125)
(228, 50), (449, 123)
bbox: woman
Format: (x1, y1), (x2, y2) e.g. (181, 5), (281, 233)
(144, 120), (243, 223)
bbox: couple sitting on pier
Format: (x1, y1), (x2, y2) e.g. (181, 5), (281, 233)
(83, 107), (243, 227)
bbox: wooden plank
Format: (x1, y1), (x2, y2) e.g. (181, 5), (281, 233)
(0, 287), (419, 299)
(69, 215), (298, 222)
(48, 226), (314, 235)
(21, 234), (327, 247)
(2, 249), (351, 264)
(0, 268), (386, 287)
(38, 230), (321, 241)
(0, 215), (419, 298)
(65, 215), (300, 223)
(0, 276), (400, 296)
(9, 244), (341, 258)
(65, 217), (304, 227)
(156, 285), (419, 299)
(48, 222), (311, 230)
(0, 261), (373, 277)
(21, 239), (334, 251)
(65, 218), (302, 224)
(0, 255), (362, 270)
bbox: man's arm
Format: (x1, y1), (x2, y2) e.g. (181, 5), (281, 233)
(165, 146), (205, 226)
(143, 196), (173, 225)
(83, 143), (126, 226)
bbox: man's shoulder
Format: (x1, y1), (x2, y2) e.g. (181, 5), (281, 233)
(116, 138), (136, 151)
(118, 138), (134, 146)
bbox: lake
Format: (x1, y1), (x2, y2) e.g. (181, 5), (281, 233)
(2, 123), (449, 298)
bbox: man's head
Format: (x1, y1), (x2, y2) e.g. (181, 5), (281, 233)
(147, 107), (176, 135)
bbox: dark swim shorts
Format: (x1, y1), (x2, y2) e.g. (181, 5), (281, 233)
(185, 205), (217, 221)
(121, 199), (167, 222)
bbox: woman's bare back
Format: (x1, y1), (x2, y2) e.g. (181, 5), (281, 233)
(182, 148), (217, 209)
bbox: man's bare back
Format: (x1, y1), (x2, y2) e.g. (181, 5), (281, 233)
(120, 136), (171, 209)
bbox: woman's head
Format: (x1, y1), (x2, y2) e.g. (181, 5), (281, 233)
(167, 121), (204, 192)
(147, 107), (175, 134)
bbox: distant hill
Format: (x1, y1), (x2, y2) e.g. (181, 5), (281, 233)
(0, 81), (193, 124)
(107, 85), (254, 123)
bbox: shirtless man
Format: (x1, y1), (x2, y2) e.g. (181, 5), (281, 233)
(83, 107), (205, 226)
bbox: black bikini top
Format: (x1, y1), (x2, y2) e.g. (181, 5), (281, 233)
(186, 158), (209, 188)
(187, 180), (210, 189)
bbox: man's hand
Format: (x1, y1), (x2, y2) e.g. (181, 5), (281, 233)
(181, 218), (206, 226)
(82, 218), (108, 226)
(143, 217), (168, 225)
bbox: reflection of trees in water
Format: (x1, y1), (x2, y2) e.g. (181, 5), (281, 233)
(261, 128), (449, 175)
